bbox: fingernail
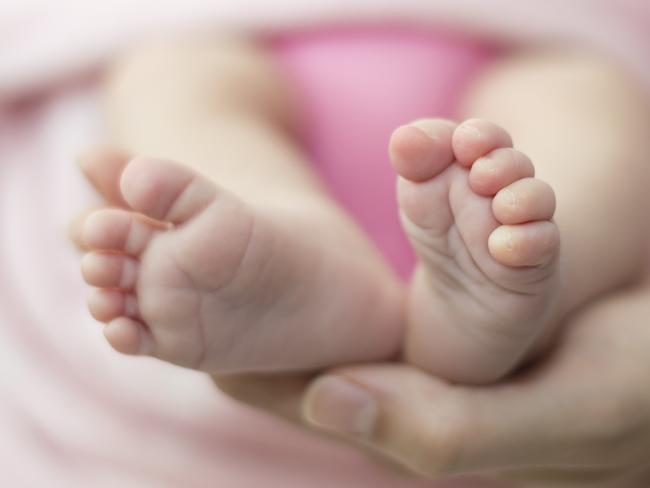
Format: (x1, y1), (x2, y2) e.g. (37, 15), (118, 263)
(304, 376), (378, 437)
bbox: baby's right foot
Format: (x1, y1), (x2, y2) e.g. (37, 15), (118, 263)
(391, 119), (562, 383)
(77, 150), (402, 373)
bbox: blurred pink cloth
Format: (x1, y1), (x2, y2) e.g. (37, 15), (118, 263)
(1, 3), (649, 487)
(3, 1), (650, 101)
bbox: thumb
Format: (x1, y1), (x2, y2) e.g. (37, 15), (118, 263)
(303, 364), (476, 476)
(302, 363), (633, 477)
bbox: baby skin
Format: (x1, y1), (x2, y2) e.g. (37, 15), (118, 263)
(74, 38), (649, 384)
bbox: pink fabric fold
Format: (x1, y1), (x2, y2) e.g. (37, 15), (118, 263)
(2, 1), (649, 101)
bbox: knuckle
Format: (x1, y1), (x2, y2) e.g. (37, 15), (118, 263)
(399, 403), (473, 476)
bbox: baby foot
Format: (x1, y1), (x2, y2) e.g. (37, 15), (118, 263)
(78, 152), (402, 373)
(390, 119), (561, 383)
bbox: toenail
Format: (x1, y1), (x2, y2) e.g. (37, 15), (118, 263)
(490, 227), (515, 254)
(477, 156), (497, 174)
(404, 124), (435, 143)
(504, 230), (515, 252)
(458, 123), (482, 140)
(502, 188), (517, 207)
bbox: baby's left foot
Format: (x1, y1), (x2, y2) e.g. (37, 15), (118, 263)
(391, 118), (562, 383)
(74, 150), (403, 373)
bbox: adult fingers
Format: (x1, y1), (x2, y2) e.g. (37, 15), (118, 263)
(302, 290), (650, 478)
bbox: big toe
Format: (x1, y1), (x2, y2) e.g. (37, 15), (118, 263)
(120, 157), (218, 224)
(389, 119), (456, 182)
(452, 118), (513, 167)
(77, 146), (131, 206)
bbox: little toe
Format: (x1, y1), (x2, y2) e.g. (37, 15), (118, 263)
(492, 178), (556, 225)
(469, 148), (535, 197)
(389, 119), (456, 182)
(81, 252), (139, 290)
(104, 317), (152, 355)
(87, 289), (139, 323)
(488, 221), (560, 268)
(77, 146), (131, 207)
(452, 119), (513, 167)
(120, 157), (218, 224)
(82, 208), (162, 256)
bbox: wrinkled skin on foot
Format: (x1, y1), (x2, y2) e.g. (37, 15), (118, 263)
(75, 148), (403, 374)
(390, 118), (561, 383)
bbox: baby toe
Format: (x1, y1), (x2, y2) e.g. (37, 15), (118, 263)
(452, 119), (513, 167)
(70, 209), (95, 250)
(81, 252), (139, 290)
(77, 146), (131, 207)
(389, 119), (456, 182)
(120, 157), (218, 224)
(87, 289), (139, 323)
(488, 221), (560, 268)
(469, 148), (535, 196)
(104, 317), (152, 355)
(83, 208), (160, 256)
(492, 178), (556, 225)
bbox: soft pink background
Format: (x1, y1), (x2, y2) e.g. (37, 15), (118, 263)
(1, 3), (649, 486)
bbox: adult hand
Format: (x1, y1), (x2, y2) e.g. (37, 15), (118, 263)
(300, 285), (650, 487)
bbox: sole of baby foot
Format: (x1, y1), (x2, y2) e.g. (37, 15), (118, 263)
(390, 118), (561, 384)
(79, 154), (403, 373)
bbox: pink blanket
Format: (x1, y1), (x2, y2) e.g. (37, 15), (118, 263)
(2, 3), (649, 487)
